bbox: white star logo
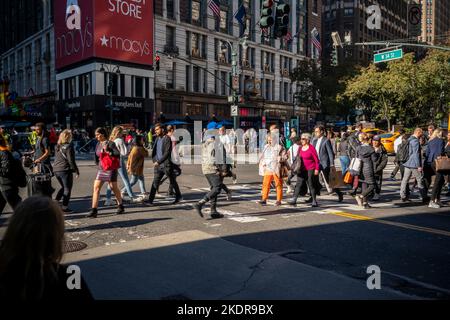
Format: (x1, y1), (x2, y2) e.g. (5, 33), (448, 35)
(100, 35), (109, 47)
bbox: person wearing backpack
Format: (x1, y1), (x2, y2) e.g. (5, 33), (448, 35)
(0, 134), (23, 216)
(52, 130), (79, 213)
(400, 128), (428, 203)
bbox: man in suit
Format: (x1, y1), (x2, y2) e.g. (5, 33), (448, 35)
(147, 123), (182, 204)
(312, 125), (344, 202)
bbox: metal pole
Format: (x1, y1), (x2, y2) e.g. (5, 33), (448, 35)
(231, 47), (238, 130)
(109, 74), (113, 129)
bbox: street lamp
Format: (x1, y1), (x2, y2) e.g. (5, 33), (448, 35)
(221, 36), (248, 129)
(100, 63), (121, 129)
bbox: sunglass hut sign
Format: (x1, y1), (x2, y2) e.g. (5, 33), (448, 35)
(55, 0), (154, 69)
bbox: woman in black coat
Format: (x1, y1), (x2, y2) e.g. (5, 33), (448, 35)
(355, 133), (377, 208)
(0, 135), (22, 215)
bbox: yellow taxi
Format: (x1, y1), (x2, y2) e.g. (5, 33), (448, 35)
(379, 132), (401, 154)
(362, 128), (386, 136)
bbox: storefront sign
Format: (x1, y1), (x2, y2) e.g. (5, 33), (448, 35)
(55, 0), (154, 69)
(114, 101), (143, 109)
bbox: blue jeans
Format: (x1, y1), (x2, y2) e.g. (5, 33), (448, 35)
(340, 156), (350, 176)
(130, 175), (146, 194)
(106, 157), (134, 199)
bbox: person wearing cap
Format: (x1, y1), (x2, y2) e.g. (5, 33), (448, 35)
(372, 135), (388, 201)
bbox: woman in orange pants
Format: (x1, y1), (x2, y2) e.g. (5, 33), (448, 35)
(258, 133), (286, 206)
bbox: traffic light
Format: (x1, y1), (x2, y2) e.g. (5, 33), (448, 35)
(155, 54), (160, 71)
(274, 3), (290, 38)
(330, 47), (338, 66)
(260, 0), (274, 29)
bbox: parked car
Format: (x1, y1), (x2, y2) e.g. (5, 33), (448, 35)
(362, 128), (386, 136)
(379, 132), (401, 154)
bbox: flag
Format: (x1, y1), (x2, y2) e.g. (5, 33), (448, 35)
(208, 0), (221, 18)
(311, 27), (322, 52)
(234, 4), (246, 28)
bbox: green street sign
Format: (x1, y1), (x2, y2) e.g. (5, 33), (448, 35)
(374, 48), (403, 63)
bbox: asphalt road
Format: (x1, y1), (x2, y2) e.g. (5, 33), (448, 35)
(1, 155), (450, 299)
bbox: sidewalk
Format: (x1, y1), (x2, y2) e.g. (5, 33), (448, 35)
(63, 230), (411, 300)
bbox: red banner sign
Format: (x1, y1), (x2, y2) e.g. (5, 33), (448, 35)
(55, 0), (153, 70)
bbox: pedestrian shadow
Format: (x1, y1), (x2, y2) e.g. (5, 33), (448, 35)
(66, 218), (171, 233)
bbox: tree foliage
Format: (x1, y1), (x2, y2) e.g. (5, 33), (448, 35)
(341, 50), (450, 128)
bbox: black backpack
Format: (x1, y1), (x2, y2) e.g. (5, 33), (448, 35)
(397, 140), (410, 163)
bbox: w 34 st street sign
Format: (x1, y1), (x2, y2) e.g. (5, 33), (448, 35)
(374, 49), (403, 64)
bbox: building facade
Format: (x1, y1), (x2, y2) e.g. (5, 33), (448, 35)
(322, 0), (409, 65)
(154, 0), (322, 129)
(419, 0), (450, 45)
(0, 1), (56, 124)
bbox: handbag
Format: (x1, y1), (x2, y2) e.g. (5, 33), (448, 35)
(329, 167), (344, 188)
(349, 157), (362, 176)
(435, 156), (450, 173)
(291, 156), (302, 175)
(100, 152), (120, 171)
(343, 171), (354, 184)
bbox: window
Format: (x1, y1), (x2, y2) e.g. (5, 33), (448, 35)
(166, 63), (175, 89)
(185, 65), (190, 92)
(220, 71), (227, 96)
(79, 73), (91, 96)
(344, 8), (354, 16)
(193, 66), (200, 92)
(203, 70), (207, 94)
(35, 39), (42, 62)
(120, 74), (125, 96)
(167, 0), (174, 19)
(162, 101), (181, 114)
(220, 10), (227, 31)
(135, 76), (143, 97)
(192, 0), (201, 24)
(313, 0), (318, 14)
(166, 26), (175, 47)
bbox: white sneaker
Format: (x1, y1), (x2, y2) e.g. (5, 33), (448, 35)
(355, 195), (363, 207)
(286, 186), (293, 194)
(104, 199), (113, 206)
(428, 201), (441, 209)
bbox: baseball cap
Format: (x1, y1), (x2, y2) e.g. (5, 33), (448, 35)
(373, 135), (381, 141)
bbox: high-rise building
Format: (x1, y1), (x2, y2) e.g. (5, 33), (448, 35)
(0, 0), (56, 123)
(322, 0), (409, 65)
(420, 0), (450, 45)
(153, 0), (322, 129)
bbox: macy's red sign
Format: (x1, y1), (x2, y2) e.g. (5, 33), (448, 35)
(55, 0), (153, 69)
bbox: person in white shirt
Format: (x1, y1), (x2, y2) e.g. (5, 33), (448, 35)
(218, 126), (236, 195)
(286, 136), (301, 194)
(390, 129), (406, 181)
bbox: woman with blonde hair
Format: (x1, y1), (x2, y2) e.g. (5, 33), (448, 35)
(258, 133), (287, 206)
(104, 126), (137, 205)
(52, 129), (79, 213)
(0, 196), (92, 300)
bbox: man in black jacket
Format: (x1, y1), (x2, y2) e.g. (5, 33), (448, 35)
(0, 135), (22, 215)
(312, 125), (344, 202)
(147, 123), (182, 204)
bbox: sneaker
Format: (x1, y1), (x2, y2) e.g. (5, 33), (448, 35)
(104, 199), (113, 206)
(232, 173), (237, 184)
(288, 199), (297, 207)
(258, 200), (267, 206)
(286, 186), (293, 194)
(372, 193), (380, 201)
(338, 192), (344, 203)
(355, 195), (363, 207)
(303, 197), (313, 204)
(428, 201), (441, 209)
(275, 201), (282, 206)
(226, 191), (232, 201)
(131, 196), (144, 203)
(363, 203), (371, 209)
(311, 201), (319, 208)
(401, 197), (411, 202)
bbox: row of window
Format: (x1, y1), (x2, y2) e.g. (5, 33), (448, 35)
(58, 73), (150, 100)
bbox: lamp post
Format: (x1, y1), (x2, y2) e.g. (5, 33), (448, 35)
(221, 36), (248, 129)
(100, 63), (120, 129)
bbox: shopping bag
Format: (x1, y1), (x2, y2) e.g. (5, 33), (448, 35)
(329, 167), (344, 188)
(435, 156), (450, 173)
(349, 157), (361, 176)
(343, 171), (354, 184)
(320, 171), (333, 193)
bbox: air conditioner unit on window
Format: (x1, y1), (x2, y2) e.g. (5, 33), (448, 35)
(264, 64), (270, 72)
(282, 68), (289, 76)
